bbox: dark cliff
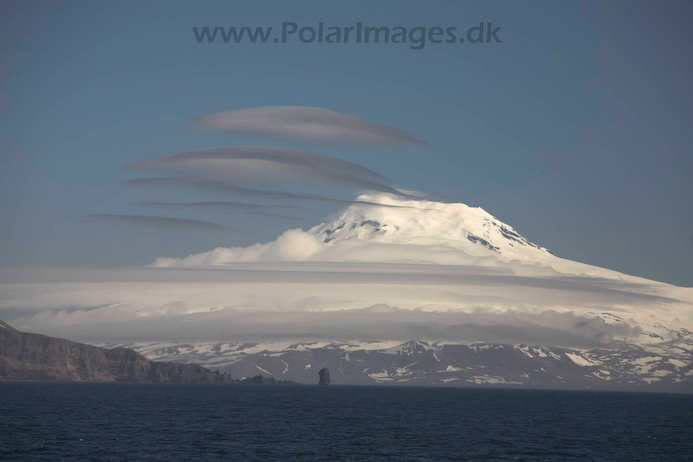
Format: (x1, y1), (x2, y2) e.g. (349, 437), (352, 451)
(0, 320), (228, 383)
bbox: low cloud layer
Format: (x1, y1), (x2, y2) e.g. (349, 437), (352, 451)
(192, 106), (427, 146)
(1, 264), (689, 346)
(1, 304), (644, 348)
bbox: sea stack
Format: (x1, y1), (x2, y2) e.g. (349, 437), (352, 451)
(318, 367), (331, 385)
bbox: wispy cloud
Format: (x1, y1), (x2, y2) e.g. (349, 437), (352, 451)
(192, 106), (428, 146)
(126, 145), (386, 181)
(124, 145), (402, 194)
(84, 214), (234, 232)
(136, 201), (302, 221)
(126, 177), (417, 208)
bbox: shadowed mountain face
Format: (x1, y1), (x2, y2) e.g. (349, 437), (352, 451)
(0, 320), (228, 383)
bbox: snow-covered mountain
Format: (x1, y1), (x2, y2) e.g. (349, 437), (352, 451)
(148, 193), (693, 347)
(150, 192), (651, 279)
(10, 193), (693, 390)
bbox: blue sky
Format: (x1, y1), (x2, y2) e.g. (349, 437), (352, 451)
(1, 0), (691, 286)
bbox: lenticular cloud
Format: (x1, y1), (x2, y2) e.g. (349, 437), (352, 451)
(192, 106), (428, 146)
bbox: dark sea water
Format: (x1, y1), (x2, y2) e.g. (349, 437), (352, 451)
(1, 383), (692, 461)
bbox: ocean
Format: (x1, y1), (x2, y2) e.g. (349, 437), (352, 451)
(1, 383), (691, 461)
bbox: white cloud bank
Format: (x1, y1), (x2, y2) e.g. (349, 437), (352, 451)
(1, 263), (690, 346)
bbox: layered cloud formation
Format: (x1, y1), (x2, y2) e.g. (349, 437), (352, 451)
(90, 106), (428, 234)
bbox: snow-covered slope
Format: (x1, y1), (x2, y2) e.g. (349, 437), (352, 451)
(307, 194), (681, 282)
(312, 193), (553, 259)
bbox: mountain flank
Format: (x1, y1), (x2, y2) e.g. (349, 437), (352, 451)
(0, 320), (290, 384)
